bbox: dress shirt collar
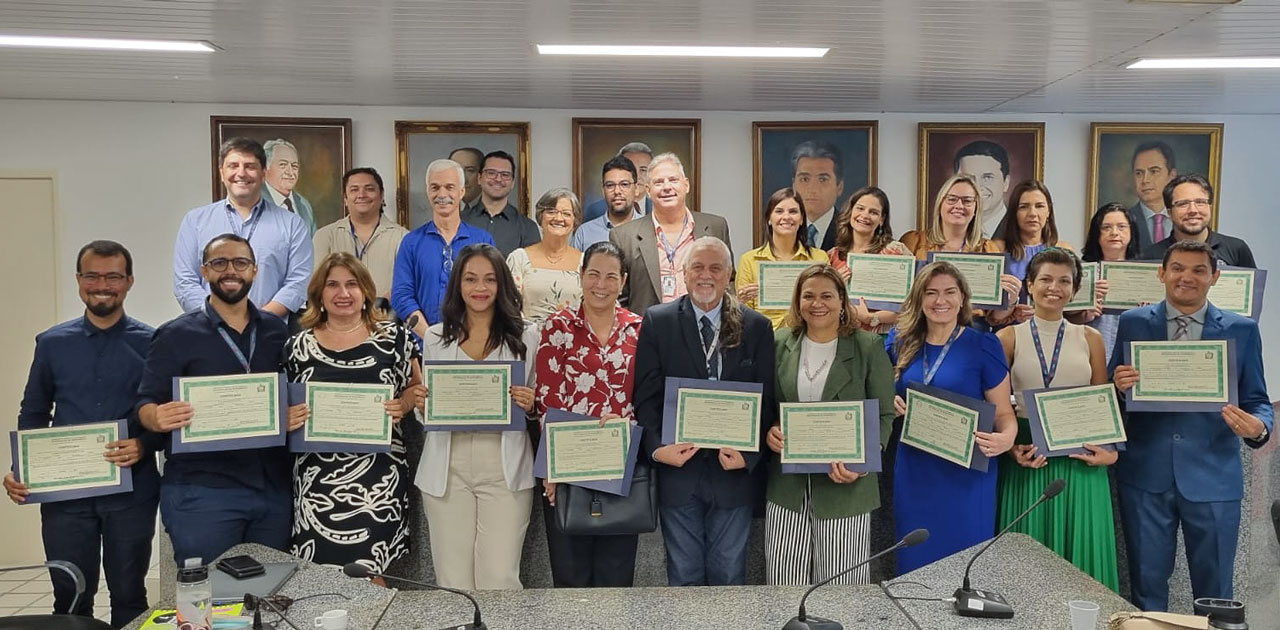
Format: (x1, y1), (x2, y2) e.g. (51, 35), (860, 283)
(1139, 201), (1166, 221)
(202, 297), (263, 331)
(748, 242), (820, 261)
(605, 204), (645, 229)
(78, 313), (129, 337)
(264, 185), (290, 208)
(810, 206), (836, 241)
(467, 200), (518, 221)
(691, 298), (724, 328)
(221, 195), (270, 220)
(1164, 300), (1208, 326)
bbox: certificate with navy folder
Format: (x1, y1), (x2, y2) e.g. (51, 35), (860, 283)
(10, 419), (133, 503)
(901, 382), (995, 472)
(1022, 384), (1127, 458)
(661, 377), (764, 452)
(1208, 266), (1267, 321)
(421, 361), (526, 431)
(1100, 261), (1164, 313)
(533, 409), (643, 497)
(779, 400), (882, 474)
(926, 252), (1009, 309)
(1125, 339), (1238, 412)
(286, 383), (394, 453)
(846, 253), (915, 311)
(172, 373), (286, 453)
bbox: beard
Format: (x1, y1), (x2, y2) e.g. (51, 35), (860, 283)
(210, 276), (253, 304)
(86, 300), (120, 318)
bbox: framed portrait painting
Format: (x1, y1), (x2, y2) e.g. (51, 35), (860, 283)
(395, 121), (531, 229)
(916, 122), (1045, 237)
(210, 116), (353, 234)
(751, 121), (878, 247)
(1086, 122), (1223, 243)
(572, 118), (700, 220)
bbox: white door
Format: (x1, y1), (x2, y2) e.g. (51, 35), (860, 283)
(0, 173), (59, 566)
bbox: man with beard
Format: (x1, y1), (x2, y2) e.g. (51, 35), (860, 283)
(262, 139), (317, 235)
(583, 142), (654, 222)
(1139, 174), (1256, 268)
(571, 155), (645, 250)
(4, 241), (157, 629)
(462, 150), (540, 256)
(138, 234), (306, 565)
(313, 167), (408, 298)
(953, 140), (1012, 239)
(392, 159), (495, 336)
(174, 137), (313, 319)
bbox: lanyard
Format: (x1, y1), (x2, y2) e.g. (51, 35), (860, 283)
(349, 217), (380, 261)
(226, 204), (262, 244)
(1029, 318), (1066, 388)
(656, 214), (690, 265)
(921, 326), (962, 386)
(217, 326), (257, 373)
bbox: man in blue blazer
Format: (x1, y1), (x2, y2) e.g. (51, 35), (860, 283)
(633, 236), (776, 586)
(1110, 240), (1272, 611)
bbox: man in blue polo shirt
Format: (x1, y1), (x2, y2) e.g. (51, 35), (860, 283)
(4, 241), (157, 629)
(392, 159), (495, 339)
(138, 233), (306, 565)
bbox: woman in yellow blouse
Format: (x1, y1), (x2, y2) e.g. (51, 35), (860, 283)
(736, 187), (830, 328)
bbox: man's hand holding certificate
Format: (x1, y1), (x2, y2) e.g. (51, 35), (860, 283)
(8, 420), (134, 503)
(169, 373), (288, 453)
(659, 377), (764, 471)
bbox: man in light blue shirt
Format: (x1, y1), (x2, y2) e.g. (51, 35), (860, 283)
(572, 155), (645, 251)
(173, 138), (313, 317)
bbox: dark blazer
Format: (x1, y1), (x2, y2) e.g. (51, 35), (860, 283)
(633, 296), (776, 508)
(610, 211), (732, 317)
(1108, 301), (1273, 502)
(1128, 203), (1158, 253)
(1139, 230), (1257, 269)
(819, 218), (838, 251)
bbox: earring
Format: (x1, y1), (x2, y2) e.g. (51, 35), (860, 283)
(320, 305), (325, 313)
(362, 303), (368, 311)
(839, 308), (849, 325)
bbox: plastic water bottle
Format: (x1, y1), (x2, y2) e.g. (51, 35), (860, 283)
(176, 558), (212, 630)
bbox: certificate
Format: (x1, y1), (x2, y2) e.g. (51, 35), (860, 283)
(758, 261), (820, 309)
(1208, 267), (1266, 320)
(1130, 340), (1232, 407)
(545, 418), (630, 483)
(174, 373), (284, 453)
(901, 384), (995, 471)
(928, 252), (1006, 308)
(779, 402), (865, 464)
(1064, 262), (1099, 311)
(1100, 261), (1164, 312)
(846, 254), (916, 310)
(1026, 384), (1126, 452)
(534, 409), (644, 496)
(304, 383), (394, 446)
(423, 362), (513, 428)
(661, 377), (763, 451)
(10, 420), (132, 503)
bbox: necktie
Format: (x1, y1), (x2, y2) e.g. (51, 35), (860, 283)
(1172, 315), (1190, 341)
(700, 315), (719, 378)
(807, 224), (819, 247)
(1153, 213), (1166, 242)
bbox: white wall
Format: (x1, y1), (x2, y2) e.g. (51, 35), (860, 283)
(0, 100), (1275, 390)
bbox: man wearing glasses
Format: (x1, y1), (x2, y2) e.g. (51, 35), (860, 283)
(583, 142), (655, 222)
(4, 241), (157, 628)
(462, 150), (540, 256)
(572, 155), (645, 250)
(1140, 174), (1256, 268)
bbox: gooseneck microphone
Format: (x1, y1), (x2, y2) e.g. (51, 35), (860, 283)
(343, 563), (486, 630)
(782, 528), (930, 630)
(1271, 499), (1279, 548)
(953, 478), (1066, 619)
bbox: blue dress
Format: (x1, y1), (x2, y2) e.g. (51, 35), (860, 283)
(885, 327), (1010, 573)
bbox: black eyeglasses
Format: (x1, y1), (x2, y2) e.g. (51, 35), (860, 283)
(204, 257), (255, 272)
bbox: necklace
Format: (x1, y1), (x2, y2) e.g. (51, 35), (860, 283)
(543, 246), (568, 265)
(802, 357), (829, 382)
(327, 320), (365, 334)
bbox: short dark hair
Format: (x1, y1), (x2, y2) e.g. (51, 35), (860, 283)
(581, 240), (629, 278)
(1162, 173), (1214, 211)
(1082, 203), (1140, 262)
(76, 240), (133, 276)
(1131, 140), (1176, 171)
(1162, 239), (1218, 273)
(1025, 247), (1083, 294)
(202, 233), (256, 264)
(341, 167), (385, 193)
(790, 140), (844, 182)
(601, 155), (638, 182)
(953, 140), (1010, 178)
(218, 137), (267, 170)
(449, 147), (484, 163)
(482, 150), (516, 173)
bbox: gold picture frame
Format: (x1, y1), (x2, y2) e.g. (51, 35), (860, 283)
(916, 122), (1045, 232)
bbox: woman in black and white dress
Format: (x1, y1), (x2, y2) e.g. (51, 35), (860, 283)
(284, 252), (425, 573)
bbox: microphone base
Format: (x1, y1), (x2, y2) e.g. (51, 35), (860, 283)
(953, 587), (1013, 619)
(436, 624), (485, 630)
(782, 615), (842, 630)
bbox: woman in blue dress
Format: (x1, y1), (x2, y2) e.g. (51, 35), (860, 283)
(886, 261), (1018, 573)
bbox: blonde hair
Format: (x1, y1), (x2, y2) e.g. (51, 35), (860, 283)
(892, 261), (973, 380)
(783, 264), (859, 337)
(298, 253), (388, 330)
(924, 174), (986, 251)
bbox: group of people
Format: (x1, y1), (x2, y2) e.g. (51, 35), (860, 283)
(3, 136), (1271, 628)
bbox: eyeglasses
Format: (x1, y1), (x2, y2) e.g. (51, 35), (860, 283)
(1171, 199), (1212, 210)
(943, 195), (978, 208)
(481, 169), (514, 181)
(203, 257), (255, 272)
(76, 272), (128, 285)
(603, 181), (635, 192)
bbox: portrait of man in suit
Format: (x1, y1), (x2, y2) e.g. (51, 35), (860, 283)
(1128, 141), (1178, 251)
(263, 138), (317, 234)
(916, 123), (1043, 234)
(953, 140), (1011, 239)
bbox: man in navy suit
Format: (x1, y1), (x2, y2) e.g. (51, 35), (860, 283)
(1111, 240), (1272, 611)
(633, 236), (776, 586)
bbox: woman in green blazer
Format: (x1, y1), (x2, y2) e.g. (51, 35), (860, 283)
(764, 264), (897, 586)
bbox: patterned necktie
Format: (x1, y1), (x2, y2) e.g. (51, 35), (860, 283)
(1172, 315), (1190, 341)
(700, 315), (719, 378)
(1153, 213), (1167, 242)
(807, 224), (819, 247)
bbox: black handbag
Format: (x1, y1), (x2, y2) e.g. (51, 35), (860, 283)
(553, 461), (658, 535)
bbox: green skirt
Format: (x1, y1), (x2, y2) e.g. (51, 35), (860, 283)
(995, 417), (1120, 592)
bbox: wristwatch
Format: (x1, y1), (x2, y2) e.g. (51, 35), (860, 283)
(1252, 426), (1269, 442)
(868, 313), (882, 329)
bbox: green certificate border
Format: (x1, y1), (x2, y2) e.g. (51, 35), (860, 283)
(424, 365), (511, 423)
(304, 383), (393, 442)
(846, 254), (915, 302)
(757, 261), (820, 309)
(546, 419), (629, 482)
(779, 402), (865, 463)
(19, 424), (120, 491)
(1208, 270), (1254, 316)
(931, 253), (1004, 305)
(1032, 384), (1125, 450)
(1132, 340), (1228, 401)
(1064, 263), (1099, 311)
(676, 389), (761, 451)
(179, 374), (280, 440)
(901, 390), (978, 467)
(1100, 261), (1163, 309)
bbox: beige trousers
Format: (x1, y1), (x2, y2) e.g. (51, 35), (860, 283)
(423, 431), (533, 590)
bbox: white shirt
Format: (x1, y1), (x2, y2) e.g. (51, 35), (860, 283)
(982, 201), (1008, 239)
(810, 206), (836, 245)
(797, 335), (838, 402)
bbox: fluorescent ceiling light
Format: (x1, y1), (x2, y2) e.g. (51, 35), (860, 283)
(1128, 57), (1280, 69)
(0, 35), (215, 52)
(537, 44), (828, 58)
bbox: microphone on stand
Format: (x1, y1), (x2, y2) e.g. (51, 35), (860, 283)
(342, 563), (486, 630)
(782, 528), (930, 630)
(953, 478), (1066, 619)
(1271, 499), (1279, 548)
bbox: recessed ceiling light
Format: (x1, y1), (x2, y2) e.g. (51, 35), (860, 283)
(536, 44), (828, 58)
(1128, 57), (1280, 69)
(0, 35), (215, 52)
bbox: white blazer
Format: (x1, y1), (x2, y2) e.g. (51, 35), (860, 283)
(415, 321), (540, 497)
